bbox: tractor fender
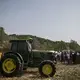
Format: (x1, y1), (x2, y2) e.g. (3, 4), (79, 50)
(3, 52), (24, 64)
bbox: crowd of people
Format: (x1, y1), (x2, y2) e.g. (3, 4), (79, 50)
(59, 50), (80, 64)
(53, 50), (80, 64)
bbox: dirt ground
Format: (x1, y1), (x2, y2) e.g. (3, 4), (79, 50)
(0, 62), (80, 80)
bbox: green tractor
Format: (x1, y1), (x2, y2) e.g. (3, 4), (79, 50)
(0, 40), (56, 77)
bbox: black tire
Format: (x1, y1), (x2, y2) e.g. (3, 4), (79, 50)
(3, 52), (24, 72)
(4, 52), (28, 71)
(13, 53), (24, 73)
(39, 60), (56, 77)
(0, 54), (22, 77)
(14, 53), (24, 75)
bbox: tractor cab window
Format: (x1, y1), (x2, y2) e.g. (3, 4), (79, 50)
(18, 42), (28, 52)
(11, 42), (17, 52)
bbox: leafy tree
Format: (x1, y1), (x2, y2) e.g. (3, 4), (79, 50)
(69, 40), (80, 51)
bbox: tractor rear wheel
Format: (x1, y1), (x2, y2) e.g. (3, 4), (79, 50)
(0, 54), (23, 77)
(39, 60), (56, 77)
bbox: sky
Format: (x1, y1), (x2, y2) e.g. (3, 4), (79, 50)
(0, 0), (80, 43)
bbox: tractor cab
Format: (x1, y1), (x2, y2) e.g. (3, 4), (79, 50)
(10, 40), (32, 67)
(10, 40), (32, 52)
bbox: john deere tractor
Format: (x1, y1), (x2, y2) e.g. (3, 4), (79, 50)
(0, 40), (56, 77)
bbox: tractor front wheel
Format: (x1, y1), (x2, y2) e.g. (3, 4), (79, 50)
(39, 60), (56, 77)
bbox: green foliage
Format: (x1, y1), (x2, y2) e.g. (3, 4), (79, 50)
(0, 27), (80, 51)
(69, 40), (80, 51)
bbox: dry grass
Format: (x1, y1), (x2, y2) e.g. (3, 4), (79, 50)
(54, 63), (80, 80)
(0, 63), (80, 80)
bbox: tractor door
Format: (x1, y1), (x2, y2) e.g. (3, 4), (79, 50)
(17, 42), (29, 64)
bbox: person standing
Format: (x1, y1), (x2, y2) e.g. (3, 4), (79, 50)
(72, 51), (77, 64)
(66, 52), (70, 64)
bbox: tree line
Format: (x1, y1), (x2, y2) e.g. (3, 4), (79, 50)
(0, 27), (80, 51)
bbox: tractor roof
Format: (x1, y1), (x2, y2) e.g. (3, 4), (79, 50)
(10, 40), (27, 43)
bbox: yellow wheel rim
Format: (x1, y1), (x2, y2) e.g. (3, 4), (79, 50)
(2, 58), (16, 73)
(0, 52), (2, 59)
(42, 64), (52, 75)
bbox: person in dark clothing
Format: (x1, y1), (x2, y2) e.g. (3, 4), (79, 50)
(70, 51), (73, 64)
(61, 52), (64, 63)
(72, 52), (77, 64)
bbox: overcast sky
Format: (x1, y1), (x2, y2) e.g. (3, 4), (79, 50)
(0, 0), (80, 43)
